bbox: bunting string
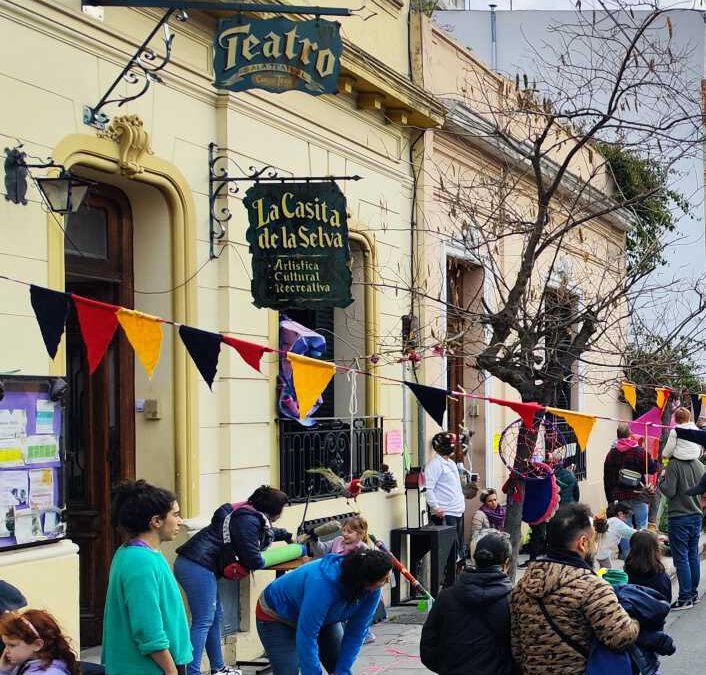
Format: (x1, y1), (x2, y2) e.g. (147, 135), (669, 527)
(1, 275), (696, 450)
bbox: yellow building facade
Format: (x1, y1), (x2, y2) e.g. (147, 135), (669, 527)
(0, 0), (442, 659)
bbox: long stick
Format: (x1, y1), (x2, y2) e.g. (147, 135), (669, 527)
(369, 533), (434, 600)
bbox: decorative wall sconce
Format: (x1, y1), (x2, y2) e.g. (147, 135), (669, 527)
(4, 146), (91, 214)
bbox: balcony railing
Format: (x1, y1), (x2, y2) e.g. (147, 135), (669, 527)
(279, 416), (384, 502)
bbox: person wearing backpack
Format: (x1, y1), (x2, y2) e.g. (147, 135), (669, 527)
(174, 486), (292, 675)
(603, 424), (660, 534)
(420, 531), (516, 675)
(511, 503), (639, 675)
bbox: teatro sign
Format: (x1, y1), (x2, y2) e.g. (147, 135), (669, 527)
(213, 16), (342, 95)
(243, 182), (353, 309)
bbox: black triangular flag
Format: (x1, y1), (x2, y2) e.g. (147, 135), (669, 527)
(691, 394), (702, 422)
(405, 381), (450, 427)
(179, 325), (221, 389)
(30, 285), (71, 359)
(675, 426), (706, 446)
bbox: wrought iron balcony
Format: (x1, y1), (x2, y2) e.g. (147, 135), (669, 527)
(279, 416), (384, 502)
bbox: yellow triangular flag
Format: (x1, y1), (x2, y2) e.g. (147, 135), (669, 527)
(546, 407), (597, 452)
(700, 394), (706, 413)
(287, 352), (337, 419)
(117, 308), (163, 379)
(655, 387), (669, 410)
(621, 382), (637, 411)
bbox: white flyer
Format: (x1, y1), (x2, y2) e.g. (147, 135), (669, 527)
(0, 471), (29, 537)
(0, 410), (27, 440)
(13, 506), (43, 544)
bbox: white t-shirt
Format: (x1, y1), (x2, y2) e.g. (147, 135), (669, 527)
(597, 517), (636, 560)
(423, 454), (465, 517)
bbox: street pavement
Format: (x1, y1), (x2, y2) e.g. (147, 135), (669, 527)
(661, 579), (706, 675)
(352, 552), (706, 675)
(353, 612), (431, 675)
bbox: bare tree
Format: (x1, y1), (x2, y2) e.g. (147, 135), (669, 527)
(411, 3), (706, 574)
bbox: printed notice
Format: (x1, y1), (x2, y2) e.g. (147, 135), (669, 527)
(385, 429), (403, 455)
(0, 439), (25, 468)
(29, 469), (54, 509)
(0, 410), (26, 440)
(25, 435), (59, 464)
(13, 506), (43, 544)
(0, 471), (28, 537)
(35, 400), (55, 435)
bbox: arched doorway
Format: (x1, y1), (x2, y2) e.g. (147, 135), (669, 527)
(64, 184), (136, 647)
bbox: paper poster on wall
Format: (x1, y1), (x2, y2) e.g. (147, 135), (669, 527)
(13, 506), (43, 544)
(0, 410), (26, 439)
(25, 436), (59, 464)
(35, 400), (55, 435)
(0, 471), (28, 537)
(43, 510), (60, 536)
(29, 469), (54, 510)
(385, 429), (404, 455)
(0, 439), (25, 468)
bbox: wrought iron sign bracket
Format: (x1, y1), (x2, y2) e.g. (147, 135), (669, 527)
(81, 1), (352, 129)
(208, 142), (361, 259)
(83, 7), (188, 129)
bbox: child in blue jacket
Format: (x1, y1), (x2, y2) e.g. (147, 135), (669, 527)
(256, 551), (392, 675)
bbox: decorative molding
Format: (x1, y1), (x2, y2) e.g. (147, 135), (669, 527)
(98, 114), (154, 176)
(386, 109), (409, 126)
(337, 75), (357, 96)
(0, 539), (79, 565)
(357, 93), (385, 112)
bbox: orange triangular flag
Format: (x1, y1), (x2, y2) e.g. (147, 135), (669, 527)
(621, 382), (637, 411)
(286, 352), (336, 419)
(546, 407), (597, 451)
(117, 308), (163, 379)
(655, 387), (670, 410)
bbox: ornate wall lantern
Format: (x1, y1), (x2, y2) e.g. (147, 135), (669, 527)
(4, 146), (91, 214)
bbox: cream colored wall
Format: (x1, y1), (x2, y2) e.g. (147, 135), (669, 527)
(418, 25), (629, 519)
(0, 542), (80, 648)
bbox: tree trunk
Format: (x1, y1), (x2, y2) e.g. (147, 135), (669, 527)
(506, 418), (540, 581)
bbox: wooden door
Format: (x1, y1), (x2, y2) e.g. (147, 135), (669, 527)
(64, 187), (135, 647)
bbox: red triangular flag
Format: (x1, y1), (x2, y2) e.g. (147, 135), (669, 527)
(221, 335), (273, 373)
(72, 294), (120, 374)
(488, 397), (544, 429)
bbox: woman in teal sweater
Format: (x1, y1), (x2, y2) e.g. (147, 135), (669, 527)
(102, 480), (192, 675)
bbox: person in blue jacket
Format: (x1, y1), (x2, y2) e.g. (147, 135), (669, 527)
(256, 550), (392, 675)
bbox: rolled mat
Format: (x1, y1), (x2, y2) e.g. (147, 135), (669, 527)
(262, 543), (307, 567)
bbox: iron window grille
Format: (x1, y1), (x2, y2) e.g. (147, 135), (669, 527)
(279, 416), (384, 502)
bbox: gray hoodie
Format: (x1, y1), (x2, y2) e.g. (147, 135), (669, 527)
(658, 457), (705, 518)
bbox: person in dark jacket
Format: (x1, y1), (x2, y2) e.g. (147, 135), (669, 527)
(420, 531), (516, 675)
(624, 530), (672, 604)
(174, 486), (291, 675)
(603, 424), (660, 532)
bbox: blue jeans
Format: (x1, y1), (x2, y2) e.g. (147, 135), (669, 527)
(668, 513), (702, 602)
(618, 499), (649, 558)
(174, 555), (224, 675)
(256, 619), (343, 675)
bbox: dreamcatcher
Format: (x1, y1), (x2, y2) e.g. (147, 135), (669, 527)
(499, 417), (568, 525)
